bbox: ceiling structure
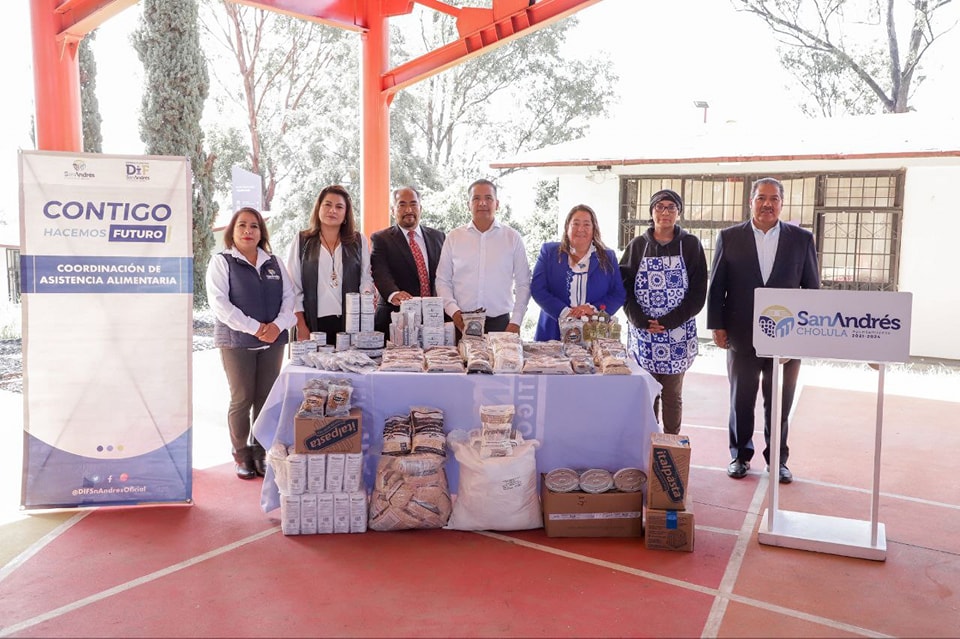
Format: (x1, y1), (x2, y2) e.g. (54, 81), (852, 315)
(30, 0), (602, 231)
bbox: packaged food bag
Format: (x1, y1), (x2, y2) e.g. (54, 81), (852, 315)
(444, 430), (542, 531)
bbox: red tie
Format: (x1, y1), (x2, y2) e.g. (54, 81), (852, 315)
(408, 230), (431, 298)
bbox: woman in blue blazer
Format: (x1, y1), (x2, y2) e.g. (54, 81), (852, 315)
(531, 204), (626, 341)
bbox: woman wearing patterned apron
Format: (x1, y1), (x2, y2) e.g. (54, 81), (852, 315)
(620, 189), (707, 434)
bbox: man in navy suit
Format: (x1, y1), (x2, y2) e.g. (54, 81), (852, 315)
(370, 186), (446, 335)
(707, 177), (820, 483)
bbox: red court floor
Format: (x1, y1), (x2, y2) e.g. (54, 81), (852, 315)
(1, 363), (958, 638)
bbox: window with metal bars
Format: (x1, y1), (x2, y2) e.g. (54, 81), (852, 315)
(619, 172), (902, 291)
(816, 174), (902, 291)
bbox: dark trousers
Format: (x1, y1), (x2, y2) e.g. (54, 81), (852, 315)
(220, 341), (285, 454)
(484, 313), (511, 333)
(650, 371), (686, 435)
(311, 315), (343, 345)
(726, 347), (800, 465)
(374, 304), (395, 337)
(454, 313), (510, 342)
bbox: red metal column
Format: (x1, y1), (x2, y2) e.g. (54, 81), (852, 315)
(359, 6), (391, 236)
(30, 0), (83, 152)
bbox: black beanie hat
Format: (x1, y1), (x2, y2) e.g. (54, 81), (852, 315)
(649, 189), (683, 216)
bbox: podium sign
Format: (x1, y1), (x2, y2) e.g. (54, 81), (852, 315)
(754, 288), (911, 363)
(752, 287), (913, 561)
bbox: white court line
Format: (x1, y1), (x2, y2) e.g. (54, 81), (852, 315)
(0, 512), (89, 584)
(0, 526), (280, 638)
(702, 473), (769, 637)
(683, 422), (727, 431)
(480, 527), (892, 638)
(690, 463), (960, 512)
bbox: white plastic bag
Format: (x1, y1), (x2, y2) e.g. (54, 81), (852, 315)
(444, 430), (542, 531)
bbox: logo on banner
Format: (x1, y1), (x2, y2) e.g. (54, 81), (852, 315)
(126, 162), (151, 182)
(304, 417), (360, 451)
(40, 200), (172, 244)
(759, 305), (796, 338)
(64, 159), (96, 180)
(759, 303), (905, 341)
(652, 448), (685, 503)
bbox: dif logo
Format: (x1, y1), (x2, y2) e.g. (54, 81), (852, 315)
(126, 162), (151, 181)
(759, 305), (796, 338)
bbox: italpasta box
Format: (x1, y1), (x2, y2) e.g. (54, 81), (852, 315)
(644, 498), (695, 552)
(647, 433), (691, 510)
(294, 408), (363, 454)
(540, 475), (643, 538)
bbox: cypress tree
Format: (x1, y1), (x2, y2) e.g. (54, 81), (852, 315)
(79, 31), (102, 153)
(132, 0), (217, 306)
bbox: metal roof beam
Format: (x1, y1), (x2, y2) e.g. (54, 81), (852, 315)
(53, 0), (139, 43)
(383, 0), (601, 95)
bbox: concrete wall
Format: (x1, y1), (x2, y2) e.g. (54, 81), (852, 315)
(900, 167), (960, 360)
(556, 175), (622, 255)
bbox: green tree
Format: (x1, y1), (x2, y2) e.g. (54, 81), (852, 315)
(733, 0), (956, 115)
(79, 31), (102, 153)
(202, 1), (359, 253)
(201, 5), (613, 249)
(780, 46), (888, 117)
(133, 0), (217, 306)
(522, 178), (560, 253)
(391, 13), (616, 184)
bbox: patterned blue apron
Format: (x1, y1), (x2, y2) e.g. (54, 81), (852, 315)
(628, 246), (698, 375)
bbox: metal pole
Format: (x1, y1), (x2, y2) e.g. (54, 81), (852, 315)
(767, 358), (782, 527)
(30, 0), (83, 151)
(360, 7), (391, 235)
(871, 363), (885, 546)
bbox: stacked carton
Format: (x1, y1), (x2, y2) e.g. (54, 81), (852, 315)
(273, 400), (367, 536)
(645, 433), (694, 552)
(390, 297), (454, 347)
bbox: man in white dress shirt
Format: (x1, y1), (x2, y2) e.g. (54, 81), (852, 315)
(435, 179), (531, 335)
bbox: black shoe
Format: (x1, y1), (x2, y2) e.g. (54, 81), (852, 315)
(253, 458), (267, 477)
(765, 463), (794, 484)
(778, 464), (793, 484)
(235, 462), (256, 480)
(727, 459), (750, 479)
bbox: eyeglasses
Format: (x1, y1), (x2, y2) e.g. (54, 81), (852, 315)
(654, 203), (679, 214)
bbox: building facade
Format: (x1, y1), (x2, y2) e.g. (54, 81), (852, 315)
(493, 113), (960, 361)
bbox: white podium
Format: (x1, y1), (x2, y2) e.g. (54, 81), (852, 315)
(753, 288), (912, 561)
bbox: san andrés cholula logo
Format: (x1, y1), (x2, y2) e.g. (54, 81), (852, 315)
(760, 305), (902, 339)
(65, 159), (96, 179)
(759, 305), (795, 338)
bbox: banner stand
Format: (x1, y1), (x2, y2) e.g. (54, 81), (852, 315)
(19, 151), (193, 509)
(751, 287), (911, 562)
(758, 360), (886, 561)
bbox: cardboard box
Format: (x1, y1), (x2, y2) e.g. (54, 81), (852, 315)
(647, 433), (691, 510)
(294, 408), (362, 454)
(645, 500), (695, 552)
(541, 476), (643, 538)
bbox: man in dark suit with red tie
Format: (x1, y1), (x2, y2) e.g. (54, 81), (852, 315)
(371, 186), (446, 335)
(707, 177), (820, 484)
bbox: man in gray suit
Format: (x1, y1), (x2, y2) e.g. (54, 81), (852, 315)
(707, 177), (820, 483)
(370, 186), (446, 335)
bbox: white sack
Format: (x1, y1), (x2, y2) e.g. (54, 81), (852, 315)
(445, 430), (542, 531)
